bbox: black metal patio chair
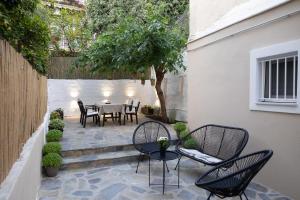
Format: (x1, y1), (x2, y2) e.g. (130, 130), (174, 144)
(175, 124), (249, 169)
(124, 100), (140, 124)
(195, 150), (273, 200)
(77, 100), (99, 128)
(133, 121), (171, 173)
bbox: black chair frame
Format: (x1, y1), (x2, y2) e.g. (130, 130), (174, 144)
(133, 120), (171, 173)
(175, 124), (249, 169)
(78, 100), (99, 128)
(124, 101), (140, 125)
(195, 150), (273, 200)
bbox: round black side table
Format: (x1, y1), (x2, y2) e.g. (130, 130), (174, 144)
(149, 150), (180, 194)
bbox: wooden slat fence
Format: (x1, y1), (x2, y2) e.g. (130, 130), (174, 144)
(0, 40), (47, 183)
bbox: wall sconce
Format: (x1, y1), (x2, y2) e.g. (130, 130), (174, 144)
(70, 90), (79, 98)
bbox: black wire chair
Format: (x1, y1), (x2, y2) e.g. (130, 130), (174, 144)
(133, 121), (171, 173)
(195, 150), (273, 200)
(175, 124), (249, 169)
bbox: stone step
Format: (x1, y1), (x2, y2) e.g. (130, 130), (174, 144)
(61, 149), (141, 170)
(61, 144), (135, 157)
(61, 139), (179, 157)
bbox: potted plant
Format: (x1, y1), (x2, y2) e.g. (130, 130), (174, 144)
(50, 111), (61, 120)
(174, 122), (187, 138)
(148, 105), (154, 115)
(141, 77), (146, 85)
(42, 153), (62, 177)
(157, 136), (169, 156)
(49, 118), (64, 131)
(43, 142), (62, 155)
(46, 129), (63, 142)
(55, 108), (64, 119)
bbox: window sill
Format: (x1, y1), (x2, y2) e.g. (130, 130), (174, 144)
(256, 101), (298, 107)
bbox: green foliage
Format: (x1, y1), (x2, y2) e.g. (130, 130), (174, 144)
(174, 122), (187, 134)
(49, 119), (64, 131)
(43, 142), (62, 155)
(158, 137), (169, 150)
(47, 5), (92, 53)
(0, 0), (50, 74)
(55, 108), (64, 119)
(50, 111), (61, 120)
(179, 129), (191, 140)
(183, 138), (198, 149)
(46, 129), (63, 142)
(86, 0), (188, 34)
(42, 153), (62, 168)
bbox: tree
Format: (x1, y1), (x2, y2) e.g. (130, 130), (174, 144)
(0, 0), (50, 74)
(46, 5), (92, 54)
(77, 4), (187, 122)
(86, 0), (188, 34)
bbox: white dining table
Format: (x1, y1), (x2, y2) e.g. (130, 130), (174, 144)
(95, 103), (125, 115)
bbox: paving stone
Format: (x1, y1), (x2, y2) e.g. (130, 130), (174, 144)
(87, 168), (109, 175)
(40, 179), (62, 190)
(178, 190), (195, 200)
(245, 188), (257, 199)
(88, 178), (101, 184)
(131, 186), (146, 193)
(249, 182), (268, 193)
(258, 193), (271, 200)
(74, 173), (85, 178)
(274, 197), (291, 200)
(72, 190), (93, 197)
(97, 183), (127, 200)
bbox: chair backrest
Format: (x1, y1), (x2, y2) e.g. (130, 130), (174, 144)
(132, 100), (140, 113)
(77, 100), (86, 114)
(133, 121), (171, 153)
(126, 99), (133, 105)
(188, 124), (249, 161)
(196, 150), (273, 196)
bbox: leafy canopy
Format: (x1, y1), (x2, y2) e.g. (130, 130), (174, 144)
(76, 3), (187, 74)
(0, 0), (50, 74)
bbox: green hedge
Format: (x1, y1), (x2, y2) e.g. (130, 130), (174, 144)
(42, 153), (62, 168)
(43, 142), (62, 155)
(49, 119), (64, 131)
(46, 130), (63, 142)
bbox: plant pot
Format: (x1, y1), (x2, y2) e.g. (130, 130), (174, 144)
(45, 167), (59, 177)
(150, 79), (156, 86)
(148, 108), (154, 115)
(141, 79), (145, 85)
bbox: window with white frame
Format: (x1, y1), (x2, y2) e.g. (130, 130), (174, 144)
(250, 39), (300, 114)
(258, 54), (298, 103)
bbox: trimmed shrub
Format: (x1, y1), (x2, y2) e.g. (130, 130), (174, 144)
(42, 153), (62, 168)
(183, 138), (198, 149)
(50, 111), (61, 120)
(174, 122), (187, 135)
(179, 129), (191, 140)
(55, 108), (64, 119)
(43, 142), (62, 155)
(46, 130), (63, 142)
(49, 118), (64, 131)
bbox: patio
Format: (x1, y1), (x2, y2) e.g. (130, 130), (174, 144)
(38, 116), (290, 200)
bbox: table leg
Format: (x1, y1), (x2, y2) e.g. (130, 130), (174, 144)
(163, 160), (165, 194)
(149, 157), (150, 186)
(178, 157), (180, 188)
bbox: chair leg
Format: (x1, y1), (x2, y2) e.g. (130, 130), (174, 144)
(166, 162), (169, 172)
(207, 193), (213, 200)
(83, 116), (87, 128)
(102, 114), (105, 126)
(136, 153), (143, 173)
(123, 115), (126, 125)
(111, 113), (114, 122)
(174, 155), (182, 170)
(135, 114), (138, 124)
(243, 192), (249, 200)
(130, 114), (133, 122)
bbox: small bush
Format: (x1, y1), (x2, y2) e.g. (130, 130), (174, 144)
(43, 142), (62, 155)
(46, 130), (63, 142)
(183, 138), (198, 149)
(179, 129), (191, 140)
(50, 111), (61, 120)
(174, 122), (187, 134)
(55, 108), (64, 119)
(42, 153), (62, 168)
(49, 119), (64, 131)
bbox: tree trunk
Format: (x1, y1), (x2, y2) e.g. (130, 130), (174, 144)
(155, 68), (168, 123)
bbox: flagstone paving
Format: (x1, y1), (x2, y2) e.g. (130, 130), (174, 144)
(39, 159), (291, 200)
(61, 115), (177, 151)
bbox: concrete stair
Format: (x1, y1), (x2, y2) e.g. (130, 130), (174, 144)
(61, 140), (178, 170)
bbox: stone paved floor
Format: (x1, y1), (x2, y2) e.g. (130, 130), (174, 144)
(61, 115), (177, 151)
(39, 159), (291, 200)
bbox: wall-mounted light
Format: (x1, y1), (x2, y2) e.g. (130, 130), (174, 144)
(155, 99), (160, 107)
(103, 91), (111, 97)
(70, 90), (79, 98)
(126, 90), (135, 97)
